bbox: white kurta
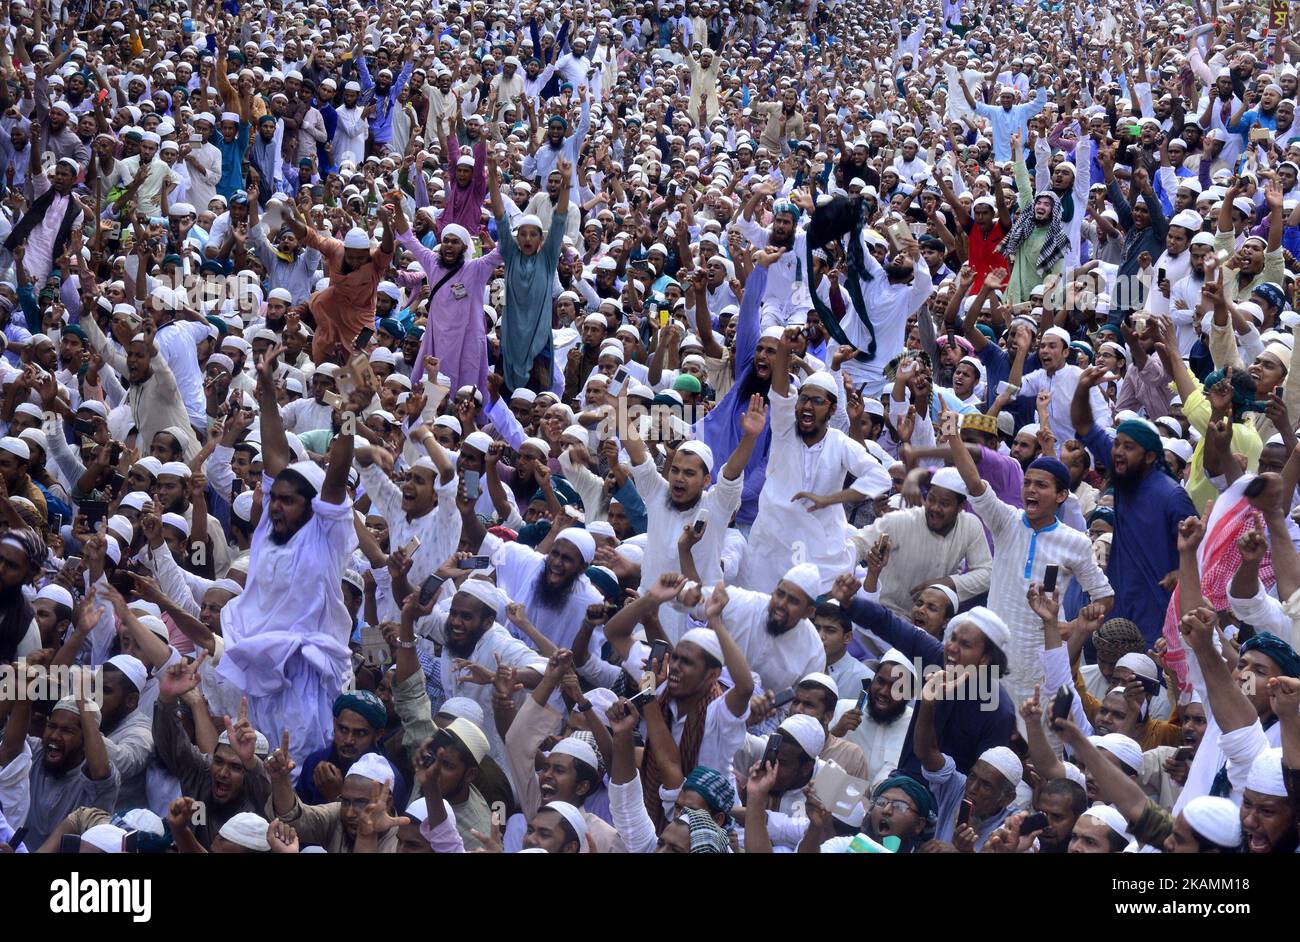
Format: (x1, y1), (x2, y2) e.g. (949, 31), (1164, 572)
(487, 539), (603, 652)
(685, 585), (825, 694)
(630, 457), (744, 643)
(215, 474), (358, 772)
(832, 699), (915, 789)
(741, 388), (891, 594)
(966, 487), (1113, 708)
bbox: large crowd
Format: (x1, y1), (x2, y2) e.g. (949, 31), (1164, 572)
(0, 0), (1296, 857)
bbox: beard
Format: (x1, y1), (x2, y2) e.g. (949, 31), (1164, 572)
(884, 263), (913, 280)
(867, 696), (908, 724)
(533, 566), (580, 611)
(766, 615), (790, 637)
(665, 492), (700, 514)
(445, 628), (486, 659)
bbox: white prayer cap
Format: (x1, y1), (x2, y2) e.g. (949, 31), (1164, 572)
(13, 402), (43, 421)
(1094, 733), (1143, 771)
(36, 584), (75, 609)
(926, 583), (960, 614)
(106, 653), (148, 694)
(342, 227), (371, 250)
(346, 751), (395, 788)
(586, 521), (616, 540)
(880, 647), (917, 679)
(680, 627), (724, 665)
(107, 512), (133, 544)
(218, 812), (271, 851)
(556, 528), (596, 564)
(1170, 208), (1204, 231)
(16, 426), (45, 454)
(760, 326), (785, 341)
(232, 491), (255, 522)
(1191, 231), (1216, 248)
(52, 694), (101, 725)
(462, 431), (494, 454)
(161, 512), (190, 537)
(136, 616), (170, 642)
(344, 81), (362, 92)
(1081, 803), (1131, 839)
(437, 697), (486, 727)
(675, 440), (714, 473)
(514, 213), (544, 232)
(456, 578), (505, 619)
(1178, 795), (1242, 849)
(369, 347), (396, 365)
(81, 823), (129, 853)
(1062, 761), (1087, 789)
(1246, 747), (1287, 797)
(0, 436), (28, 461)
(158, 460), (191, 479)
(1043, 325), (1072, 346)
(778, 713), (826, 760)
(978, 746), (1023, 786)
(949, 606), (1009, 653)
(542, 801), (589, 852)
(800, 371), (838, 398)
(1178, 177), (1203, 195)
(1164, 438), (1194, 463)
(782, 563), (823, 603)
(561, 423), (589, 443)
(550, 736), (600, 772)
(862, 398), (885, 418)
(207, 352), (234, 374)
(1115, 652), (1158, 681)
(929, 466), (968, 497)
(284, 459), (326, 495)
(798, 671), (839, 699)
(443, 716), (491, 764)
(518, 437), (550, 459)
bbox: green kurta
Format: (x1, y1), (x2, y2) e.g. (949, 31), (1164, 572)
(1004, 158), (1065, 306)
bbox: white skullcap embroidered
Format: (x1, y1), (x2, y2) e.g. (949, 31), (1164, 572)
(342, 227), (371, 249)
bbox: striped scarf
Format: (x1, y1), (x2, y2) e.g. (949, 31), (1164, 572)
(640, 682), (721, 832)
(997, 190), (1070, 274)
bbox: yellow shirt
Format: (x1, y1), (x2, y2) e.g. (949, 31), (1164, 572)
(1180, 386), (1262, 513)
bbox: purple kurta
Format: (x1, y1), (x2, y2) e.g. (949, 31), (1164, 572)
(438, 138), (489, 237)
(400, 229), (501, 393)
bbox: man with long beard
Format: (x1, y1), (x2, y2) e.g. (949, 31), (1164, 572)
(472, 526), (604, 654)
(214, 344), (357, 776)
(1071, 380), (1195, 644)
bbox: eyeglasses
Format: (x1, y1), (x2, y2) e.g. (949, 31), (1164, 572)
(797, 394), (829, 408)
(872, 797), (917, 815)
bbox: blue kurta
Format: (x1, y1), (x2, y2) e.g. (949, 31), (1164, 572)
(1079, 425), (1195, 644)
